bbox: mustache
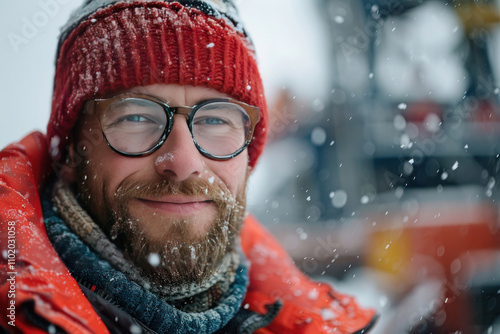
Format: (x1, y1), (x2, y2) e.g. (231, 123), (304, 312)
(113, 175), (234, 204)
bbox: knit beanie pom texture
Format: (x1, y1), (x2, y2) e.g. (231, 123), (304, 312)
(48, 1), (267, 168)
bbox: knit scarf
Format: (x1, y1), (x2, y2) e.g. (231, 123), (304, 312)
(42, 180), (249, 333)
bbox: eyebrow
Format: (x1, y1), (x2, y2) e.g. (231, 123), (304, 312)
(125, 90), (169, 103)
(120, 91), (229, 107)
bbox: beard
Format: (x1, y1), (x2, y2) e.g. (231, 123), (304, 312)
(75, 165), (247, 287)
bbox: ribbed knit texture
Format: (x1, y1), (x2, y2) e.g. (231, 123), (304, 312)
(47, 1), (267, 168)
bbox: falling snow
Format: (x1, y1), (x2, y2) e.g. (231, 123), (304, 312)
(308, 288), (319, 301)
(379, 295), (388, 308)
(320, 308), (338, 321)
(130, 324), (142, 334)
(49, 136), (60, 158)
(312, 98), (325, 112)
(334, 16), (344, 24)
(148, 253), (160, 267)
(331, 190), (347, 208)
(311, 127), (327, 146)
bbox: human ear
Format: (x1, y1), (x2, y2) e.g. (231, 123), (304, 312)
(59, 141), (79, 184)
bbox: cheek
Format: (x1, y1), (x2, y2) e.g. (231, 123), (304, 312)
(94, 155), (146, 197)
(208, 153), (249, 196)
(77, 132), (141, 197)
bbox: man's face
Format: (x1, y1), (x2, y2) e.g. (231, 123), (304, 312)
(66, 84), (250, 284)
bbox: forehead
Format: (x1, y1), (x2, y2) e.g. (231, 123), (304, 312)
(123, 84), (232, 105)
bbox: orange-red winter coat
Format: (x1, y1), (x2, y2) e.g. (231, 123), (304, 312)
(0, 132), (376, 333)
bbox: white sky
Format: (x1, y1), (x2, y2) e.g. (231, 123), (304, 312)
(0, 0), (330, 149)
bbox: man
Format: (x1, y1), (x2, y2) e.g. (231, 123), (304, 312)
(0, 1), (376, 333)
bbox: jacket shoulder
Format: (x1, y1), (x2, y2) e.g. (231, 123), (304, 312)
(241, 215), (377, 334)
(0, 134), (108, 333)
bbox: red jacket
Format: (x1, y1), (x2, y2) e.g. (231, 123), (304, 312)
(0, 132), (376, 334)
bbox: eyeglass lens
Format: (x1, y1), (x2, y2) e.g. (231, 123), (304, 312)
(99, 98), (251, 157)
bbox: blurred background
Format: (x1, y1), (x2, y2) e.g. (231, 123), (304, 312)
(2, 0), (500, 332)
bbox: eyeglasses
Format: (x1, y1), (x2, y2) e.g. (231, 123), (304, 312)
(84, 93), (261, 160)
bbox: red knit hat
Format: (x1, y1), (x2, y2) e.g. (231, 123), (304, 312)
(48, 1), (267, 168)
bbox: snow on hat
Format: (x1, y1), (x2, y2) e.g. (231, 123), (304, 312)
(48, 0), (267, 168)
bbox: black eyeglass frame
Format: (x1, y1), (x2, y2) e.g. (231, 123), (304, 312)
(84, 93), (261, 160)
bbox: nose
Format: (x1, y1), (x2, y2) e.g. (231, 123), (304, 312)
(153, 115), (205, 180)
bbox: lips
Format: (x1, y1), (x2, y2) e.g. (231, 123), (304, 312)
(136, 196), (214, 214)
